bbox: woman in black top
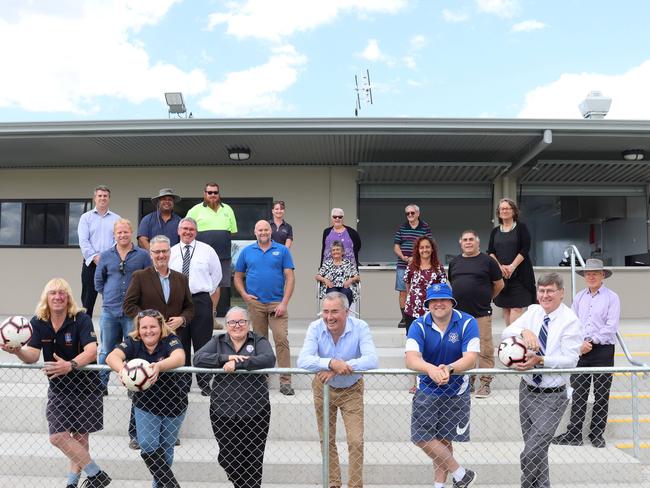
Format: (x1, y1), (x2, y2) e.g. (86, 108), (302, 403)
(487, 198), (536, 325)
(193, 306), (276, 488)
(106, 309), (185, 488)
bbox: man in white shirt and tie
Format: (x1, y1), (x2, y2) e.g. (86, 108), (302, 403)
(170, 217), (222, 393)
(501, 272), (582, 488)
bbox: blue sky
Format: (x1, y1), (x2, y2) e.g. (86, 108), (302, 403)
(1, 0), (650, 121)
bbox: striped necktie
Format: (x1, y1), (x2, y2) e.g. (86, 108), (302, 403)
(533, 315), (549, 385)
(182, 245), (191, 277)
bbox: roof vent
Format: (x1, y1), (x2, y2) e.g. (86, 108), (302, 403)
(578, 91), (611, 119)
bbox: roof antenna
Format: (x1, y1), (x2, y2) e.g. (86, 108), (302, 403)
(354, 69), (373, 116)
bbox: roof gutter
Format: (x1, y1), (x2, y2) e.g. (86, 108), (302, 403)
(502, 129), (552, 176)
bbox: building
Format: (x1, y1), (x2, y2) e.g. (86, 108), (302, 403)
(1, 117), (649, 319)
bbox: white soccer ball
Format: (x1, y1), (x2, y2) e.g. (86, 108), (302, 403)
(119, 358), (155, 392)
(0, 315), (33, 348)
(498, 336), (528, 368)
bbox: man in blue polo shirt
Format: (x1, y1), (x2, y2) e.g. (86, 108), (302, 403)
(234, 220), (295, 395)
(405, 283), (480, 488)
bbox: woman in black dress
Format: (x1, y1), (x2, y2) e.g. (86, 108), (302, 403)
(487, 198), (536, 325)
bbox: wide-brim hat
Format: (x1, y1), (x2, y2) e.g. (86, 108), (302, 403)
(423, 282), (457, 308)
(151, 188), (181, 203)
(576, 258), (612, 278)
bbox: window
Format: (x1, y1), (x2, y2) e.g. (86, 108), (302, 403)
(138, 197), (273, 240)
(0, 200), (92, 248)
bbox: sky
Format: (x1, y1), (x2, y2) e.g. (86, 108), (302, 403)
(1, 0), (650, 122)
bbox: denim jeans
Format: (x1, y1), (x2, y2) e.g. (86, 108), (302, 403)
(98, 310), (134, 387)
(134, 407), (186, 488)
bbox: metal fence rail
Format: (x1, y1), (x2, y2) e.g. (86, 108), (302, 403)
(0, 363), (647, 487)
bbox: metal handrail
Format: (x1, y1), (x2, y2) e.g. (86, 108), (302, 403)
(564, 245), (647, 367)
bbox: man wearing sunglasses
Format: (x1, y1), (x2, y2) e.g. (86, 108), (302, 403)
(94, 219), (151, 395)
(393, 204), (432, 328)
(186, 182), (238, 322)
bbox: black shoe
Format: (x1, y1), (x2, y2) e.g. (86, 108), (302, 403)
(128, 438), (140, 450)
(453, 469), (477, 488)
(590, 436), (606, 448)
(66, 484), (78, 488)
(551, 432), (583, 446)
(175, 437), (181, 446)
(280, 384), (295, 396)
(80, 470), (111, 488)
(101, 386), (108, 397)
(397, 317), (407, 328)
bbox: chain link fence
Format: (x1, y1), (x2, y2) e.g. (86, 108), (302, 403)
(0, 364), (647, 487)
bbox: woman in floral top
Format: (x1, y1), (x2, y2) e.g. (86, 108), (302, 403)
(315, 240), (360, 312)
(404, 236), (447, 332)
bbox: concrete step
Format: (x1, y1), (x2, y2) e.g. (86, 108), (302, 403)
(0, 433), (643, 485)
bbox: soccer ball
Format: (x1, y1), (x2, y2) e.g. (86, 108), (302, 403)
(498, 336), (528, 368)
(0, 315), (33, 348)
(119, 358), (155, 392)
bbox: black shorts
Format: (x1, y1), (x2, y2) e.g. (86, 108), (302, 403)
(46, 388), (104, 435)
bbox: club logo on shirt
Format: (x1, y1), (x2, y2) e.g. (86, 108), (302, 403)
(448, 332), (459, 343)
(64, 332), (73, 345)
(246, 345), (254, 353)
(90, 331), (97, 338)
(272, 251), (280, 256)
(169, 339), (179, 347)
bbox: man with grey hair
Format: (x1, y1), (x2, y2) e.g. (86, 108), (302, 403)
(170, 217), (222, 393)
(78, 184), (121, 317)
(393, 203), (431, 327)
(502, 272), (582, 488)
(297, 291), (378, 488)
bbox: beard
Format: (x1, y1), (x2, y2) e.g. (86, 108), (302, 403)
(203, 198), (220, 210)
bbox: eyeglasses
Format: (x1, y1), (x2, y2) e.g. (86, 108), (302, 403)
(205, 191), (219, 195)
(138, 309), (161, 318)
(150, 249), (170, 255)
(405, 211), (417, 216)
(537, 288), (560, 296)
(226, 319), (248, 328)
(119, 260), (126, 275)
(332, 215), (344, 219)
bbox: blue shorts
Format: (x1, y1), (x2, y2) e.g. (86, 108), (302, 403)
(411, 390), (471, 443)
(395, 267), (407, 292)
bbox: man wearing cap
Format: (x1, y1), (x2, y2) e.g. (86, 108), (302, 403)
(137, 188), (182, 250)
(552, 259), (620, 449)
(502, 273), (582, 488)
(405, 283), (480, 488)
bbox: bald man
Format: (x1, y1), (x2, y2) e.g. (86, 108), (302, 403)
(234, 220), (296, 395)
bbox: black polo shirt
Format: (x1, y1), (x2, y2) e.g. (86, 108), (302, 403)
(116, 335), (187, 417)
(28, 312), (100, 395)
(269, 220), (293, 245)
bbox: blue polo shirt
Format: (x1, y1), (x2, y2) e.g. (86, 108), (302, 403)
(406, 309), (479, 396)
(137, 211), (182, 247)
(116, 335), (187, 417)
(235, 240), (294, 303)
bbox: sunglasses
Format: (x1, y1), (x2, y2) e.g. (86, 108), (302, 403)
(119, 260), (126, 276)
(138, 309), (161, 318)
(205, 191), (219, 195)
(406, 211), (417, 216)
(332, 215), (344, 219)
(151, 249), (170, 255)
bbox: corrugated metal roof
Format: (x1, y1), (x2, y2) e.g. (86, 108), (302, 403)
(521, 160), (650, 183)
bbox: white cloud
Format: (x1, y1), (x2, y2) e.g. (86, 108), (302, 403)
(361, 39), (383, 61)
(0, 1), (208, 114)
(207, 0), (408, 42)
(407, 79), (424, 87)
(198, 44), (307, 117)
(403, 56), (416, 69)
(475, 0), (519, 18)
(511, 20), (546, 33)
(410, 34), (427, 50)
(518, 60), (650, 119)
(442, 9), (469, 23)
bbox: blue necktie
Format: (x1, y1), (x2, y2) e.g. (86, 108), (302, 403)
(533, 315), (549, 385)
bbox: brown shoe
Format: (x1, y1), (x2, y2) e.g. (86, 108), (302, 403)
(474, 383), (491, 398)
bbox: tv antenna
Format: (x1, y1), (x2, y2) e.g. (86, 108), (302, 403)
(354, 69), (373, 116)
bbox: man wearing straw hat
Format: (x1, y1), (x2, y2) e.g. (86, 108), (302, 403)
(137, 188), (182, 250)
(552, 258), (620, 449)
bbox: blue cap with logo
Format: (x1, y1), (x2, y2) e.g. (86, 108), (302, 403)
(423, 282), (457, 308)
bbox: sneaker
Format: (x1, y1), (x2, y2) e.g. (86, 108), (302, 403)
(453, 468), (477, 488)
(128, 438), (140, 450)
(474, 383), (491, 398)
(551, 432), (583, 446)
(280, 384), (295, 396)
(175, 437), (181, 446)
(80, 470), (111, 488)
(213, 318), (224, 330)
(397, 317), (407, 328)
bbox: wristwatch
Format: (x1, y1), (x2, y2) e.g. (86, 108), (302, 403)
(447, 365), (455, 375)
(69, 360), (79, 370)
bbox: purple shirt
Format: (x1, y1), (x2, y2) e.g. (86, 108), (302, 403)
(572, 284), (620, 345)
(323, 228), (356, 265)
